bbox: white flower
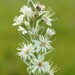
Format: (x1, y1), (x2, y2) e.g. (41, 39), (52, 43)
(34, 2), (46, 15)
(35, 2), (45, 11)
(18, 26), (27, 35)
(17, 43), (35, 61)
(20, 5), (32, 15)
(29, 27), (38, 36)
(20, 5), (34, 19)
(42, 9), (55, 26)
(46, 28), (56, 36)
(28, 0), (45, 15)
(47, 64), (58, 75)
(33, 35), (53, 53)
(28, 55), (50, 73)
(42, 12), (53, 26)
(13, 14), (25, 26)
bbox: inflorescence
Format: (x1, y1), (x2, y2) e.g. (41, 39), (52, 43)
(13, 0), (58, 75)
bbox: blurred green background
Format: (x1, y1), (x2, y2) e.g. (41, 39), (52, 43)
(0, 0), (75, 75)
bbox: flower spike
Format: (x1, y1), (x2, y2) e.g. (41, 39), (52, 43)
(13, 0), (58, 75)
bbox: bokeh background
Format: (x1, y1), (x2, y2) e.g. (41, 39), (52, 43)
(0, 0), (75, 75)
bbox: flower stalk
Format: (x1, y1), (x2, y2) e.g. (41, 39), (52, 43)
(13, 0), (58, 75)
